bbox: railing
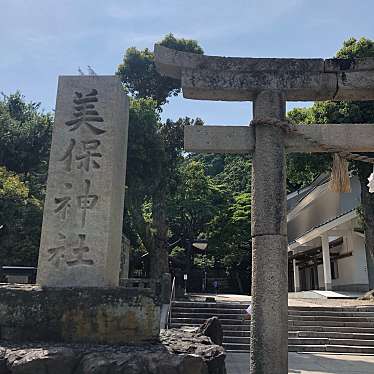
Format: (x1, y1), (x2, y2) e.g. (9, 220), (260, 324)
(166, 276), (176, 329)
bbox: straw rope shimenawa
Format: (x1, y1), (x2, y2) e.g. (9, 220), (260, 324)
(251, 118), (374, 193)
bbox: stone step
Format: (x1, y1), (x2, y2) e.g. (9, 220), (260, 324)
(289, 320), (374, 328)
(170, 323), (251, 331)
(172, 308), (374, 320)
(288, 310), (374, 318)
(172, 317), (250, 326)
(222, 340), (374, 353)
(173, 318), (374, 328)
(288, 315), (374, 322)
(172, 311), (374, 322)
(223, 331), (374, 346)
(288, 344), (374, 354)
(172, 312), (246, 320)
(290, 338), (374, 346)
(289, 331), (374, 340)
(288, 306), (374, 312)
(223, 342), (250, 351)
(172, 307), (246, 315)
(223, 336), (250, 344)
(173, 302), (249, 310)
(173, 302), (374, 312)
(223, 330), (251, 337)
(288, 325), (374, 334)
(171, 323), (374, 335)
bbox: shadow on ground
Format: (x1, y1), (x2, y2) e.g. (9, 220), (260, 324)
(226, 352), (374, 374)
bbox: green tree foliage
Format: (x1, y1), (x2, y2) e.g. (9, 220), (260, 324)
(0, 93), (52, 266)
(117, 33), (204, 107)
(0, 93), (52, 177)
(117, 34), (204, 278)
(177, 153), (252, 291)
(287, 107), (331, 191)
(168, 160), (225, 240)
(0, 167), (43, 266)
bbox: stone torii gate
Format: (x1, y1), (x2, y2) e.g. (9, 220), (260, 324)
(154, 45), (374, 374)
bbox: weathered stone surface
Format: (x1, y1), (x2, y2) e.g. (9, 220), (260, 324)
(196, 317), (223, 346)
(250, 235), (288, 374)
(251, 91), (288, 374)
(154, 44), (325, 79)
(286, 124), (374, 153)
(37, 76), (129, 288)
(325, 57), (374, 72)
(184, 125), (253, 154)
(0, 329), (225, 374)
(181, 68), (337, 101)
(155, 45), (374, 101)
(0, 284), (161, 345)
(161, 329), (226, 374)
(335, 71), (374, 100)
(184, 123), (374, 154)
(251, 91), (287, 236)
(5, 347), (78, 374)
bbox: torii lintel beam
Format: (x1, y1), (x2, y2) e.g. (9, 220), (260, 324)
(154, 45), (374, 101)
(184, 124), (374, 154)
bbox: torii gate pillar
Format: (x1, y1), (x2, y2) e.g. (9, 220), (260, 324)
(251, 91), (288, 373)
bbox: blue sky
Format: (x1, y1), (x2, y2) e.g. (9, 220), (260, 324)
(1, 0), (373, 124)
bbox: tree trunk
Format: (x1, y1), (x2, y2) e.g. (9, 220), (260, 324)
(149, 185), (169, 279)
(358, 164), (374, 290)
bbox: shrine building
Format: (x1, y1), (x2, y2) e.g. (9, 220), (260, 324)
(288, 174), (369, 293)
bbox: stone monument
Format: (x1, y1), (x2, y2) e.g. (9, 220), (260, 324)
(0, 76), (164, 346)
(37, 76), (128, 287)
(154, 45), (374, 374)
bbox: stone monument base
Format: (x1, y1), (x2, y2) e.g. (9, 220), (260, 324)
(0, 330), (226, 374)
(0, 284), (162, 345)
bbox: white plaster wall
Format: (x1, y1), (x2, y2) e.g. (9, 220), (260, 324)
(332, 234), (368, 289)
(351, 234), (369, 285)
(332, 256), (354, 288)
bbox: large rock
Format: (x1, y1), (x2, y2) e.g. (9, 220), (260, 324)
(359, 289), (374, 300)
(161, 329), (226, 374)
(0, 329), (226, 374)
(195, 317), (224, 346)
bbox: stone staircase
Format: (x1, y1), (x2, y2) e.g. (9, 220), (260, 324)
(170, 300), (374, 354)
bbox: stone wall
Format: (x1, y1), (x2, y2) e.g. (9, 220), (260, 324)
(0, 284), (163, 345)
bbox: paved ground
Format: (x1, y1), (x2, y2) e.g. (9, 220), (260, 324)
(189, 293), (374, 307)
(226, 352), (374, 373)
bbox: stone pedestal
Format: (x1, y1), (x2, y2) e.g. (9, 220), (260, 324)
(250, 91), (288, 374)
(37, 76), (129, 288)
(0, 284), (161, 345)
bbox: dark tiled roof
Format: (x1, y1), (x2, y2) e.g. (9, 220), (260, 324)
(289, 208), (356, 245)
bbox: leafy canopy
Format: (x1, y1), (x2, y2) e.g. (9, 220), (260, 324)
(117, 33), (204, 107)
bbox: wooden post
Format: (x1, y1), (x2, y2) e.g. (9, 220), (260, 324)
(250, 91), (288, 374)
